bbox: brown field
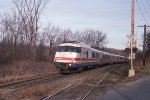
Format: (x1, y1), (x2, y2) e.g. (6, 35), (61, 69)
(0, 60), (58, 83)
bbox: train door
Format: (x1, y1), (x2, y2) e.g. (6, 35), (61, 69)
(81, 47), (89, 60)
(101, 52), (103, 64)
(87, 51), (88, 58)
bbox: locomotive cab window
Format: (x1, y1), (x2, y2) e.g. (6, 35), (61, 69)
(56, 46), (81, 53)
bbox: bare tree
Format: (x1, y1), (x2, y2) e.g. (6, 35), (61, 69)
(79, 29), (107, 48)
(0, 11), (23, 62)
(42, 24), (61, 60)
(72, 31), (82, 42)
(62, 29), (73, 42)
(12, 0), (47, 61)
(94, 30), (107, 48)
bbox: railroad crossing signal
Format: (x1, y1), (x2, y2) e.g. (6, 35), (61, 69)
(129, 41), (136, 48)
(127, 34), (136, 48)
(128, 35), (134, 43)
(128, 34), (136, 59)
(126, 34), (136, 77)
(129, 53), (135, 59)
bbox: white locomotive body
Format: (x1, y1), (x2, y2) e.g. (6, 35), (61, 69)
(54, 42), (128, 73)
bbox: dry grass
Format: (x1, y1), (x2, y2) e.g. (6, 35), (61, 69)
(121, 57), (150, 83)
(20, 79), (74, 99)
(142, 63), (150, 73)
(21, 86), (48, 98)
(137, 57), (150, 73)
(0, 60), (58, 83)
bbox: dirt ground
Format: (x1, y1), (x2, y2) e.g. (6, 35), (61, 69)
(120, 60), (150, 83)
(1, 62), (150, 100)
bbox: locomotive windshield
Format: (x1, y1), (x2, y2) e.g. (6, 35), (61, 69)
(56, 46), (81, 53)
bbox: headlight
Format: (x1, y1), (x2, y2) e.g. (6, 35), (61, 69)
(69, 64), (72, 66)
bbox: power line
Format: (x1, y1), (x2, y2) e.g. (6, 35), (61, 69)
(144, 0), (150, 11)
(141, 0), (150, 21)
(135, 0), (149, 24)
(146, 0), (150, 7)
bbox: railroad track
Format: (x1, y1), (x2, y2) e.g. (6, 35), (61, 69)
(0, 73), (64, 98)
(41, 65), (117, 100)
(80, 67), (114, 100)
(0, 73), (60, 88)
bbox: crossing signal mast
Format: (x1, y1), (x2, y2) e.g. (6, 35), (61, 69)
(128, 0), (136, 77)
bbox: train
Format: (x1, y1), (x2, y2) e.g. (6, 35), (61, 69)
(54, 42), (128, 74)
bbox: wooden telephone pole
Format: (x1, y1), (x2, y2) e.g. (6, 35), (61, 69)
(128, 0), (135, 77)
(138, 25), (150, 66)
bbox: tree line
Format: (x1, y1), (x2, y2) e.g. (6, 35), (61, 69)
(146, 32), (150, 56)
(0, 0), (107, 65)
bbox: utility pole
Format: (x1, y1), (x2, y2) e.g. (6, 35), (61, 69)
(138, 25), (150, 66)
(128, 0), (135, 77)
(131, 0), (134, 35)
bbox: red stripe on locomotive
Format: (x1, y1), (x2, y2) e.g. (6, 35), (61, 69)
(55, 57), (99, 61)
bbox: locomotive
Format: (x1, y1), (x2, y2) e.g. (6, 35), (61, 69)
(54, 42), (128, 73)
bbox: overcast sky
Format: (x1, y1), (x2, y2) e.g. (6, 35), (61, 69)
(0, 0), (149, 49)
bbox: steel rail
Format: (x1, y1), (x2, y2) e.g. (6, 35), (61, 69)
(41, 65), (115, 100)
(1, 74), (64, 98)
(0, 73), (59, 88)
(42, 82), (80, 100)
(80, 67), (114, 100)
